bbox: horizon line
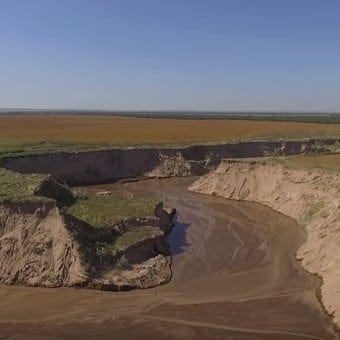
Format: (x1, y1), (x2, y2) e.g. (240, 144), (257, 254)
(1, 107), (340, 115)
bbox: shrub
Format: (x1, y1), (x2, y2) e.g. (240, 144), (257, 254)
(72, 188), (89, 200)
(115, 255), (131, 270)
(304, 201), (325, 223)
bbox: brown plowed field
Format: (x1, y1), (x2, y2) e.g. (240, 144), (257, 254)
(1, 114), (340, 145)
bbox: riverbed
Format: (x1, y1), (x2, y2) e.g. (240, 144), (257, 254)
(0, 177), (336, 339)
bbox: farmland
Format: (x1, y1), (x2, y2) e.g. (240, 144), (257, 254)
(1, 115), (340, 152)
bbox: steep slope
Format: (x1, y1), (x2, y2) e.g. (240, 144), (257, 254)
(189, 160), (340, 327)
(0, 200), (175, 290)
(1, 139), (336, 185)
(0, 203), (87, 287)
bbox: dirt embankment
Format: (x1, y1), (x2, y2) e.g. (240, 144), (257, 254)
(0, 200), (175, 290)
(1, 139), (337, 185)
(189, 160), (340, 327)
(0, 202), (87, 287)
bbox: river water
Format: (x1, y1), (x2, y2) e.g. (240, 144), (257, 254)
(0, 177), (336, 339)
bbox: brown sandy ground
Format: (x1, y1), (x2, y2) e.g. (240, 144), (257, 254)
(0, 178), (335, 339)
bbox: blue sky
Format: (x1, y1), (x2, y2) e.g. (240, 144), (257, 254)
(1, 0), (340, 111)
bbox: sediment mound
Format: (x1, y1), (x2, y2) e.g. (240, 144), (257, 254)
(189, 159), (340, 326)
(0, 203), (87, 287)
(146, 152), (194, 178)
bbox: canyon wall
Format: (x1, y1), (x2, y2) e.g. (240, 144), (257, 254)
(188, 160), (340, 326)
(1, 140), (336, 185)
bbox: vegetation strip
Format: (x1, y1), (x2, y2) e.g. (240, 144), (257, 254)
(0, 168), (49, 202)
(66, 191), (157, 228)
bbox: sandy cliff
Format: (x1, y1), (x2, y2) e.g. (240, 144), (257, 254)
(189, 160), (340, 326)
(0, 201), (175, 290)
(0, 202), (87, 287)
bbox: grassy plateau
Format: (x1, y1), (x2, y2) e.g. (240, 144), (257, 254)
(263, 153), (340, 173)
(0, 168), (49, 202)
(67, 190), (157, 228)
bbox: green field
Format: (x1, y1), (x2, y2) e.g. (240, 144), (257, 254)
(67, 190), (157, 228)
(0, 168), (49, 202)
(264, 153), (340, 172)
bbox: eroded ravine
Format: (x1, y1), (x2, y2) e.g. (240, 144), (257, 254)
(0, 177), (336, 339)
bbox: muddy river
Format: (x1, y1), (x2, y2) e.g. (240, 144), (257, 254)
(0, 178), (336, 339)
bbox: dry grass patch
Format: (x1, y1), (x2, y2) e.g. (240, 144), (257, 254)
(264, 153), (340, 172)
(1, 115), (340, 149)
(286, 153), (340, 172)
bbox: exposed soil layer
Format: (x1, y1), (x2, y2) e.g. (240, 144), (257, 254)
(1, 139), (337, 185)
(0, 178), (336, 339)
